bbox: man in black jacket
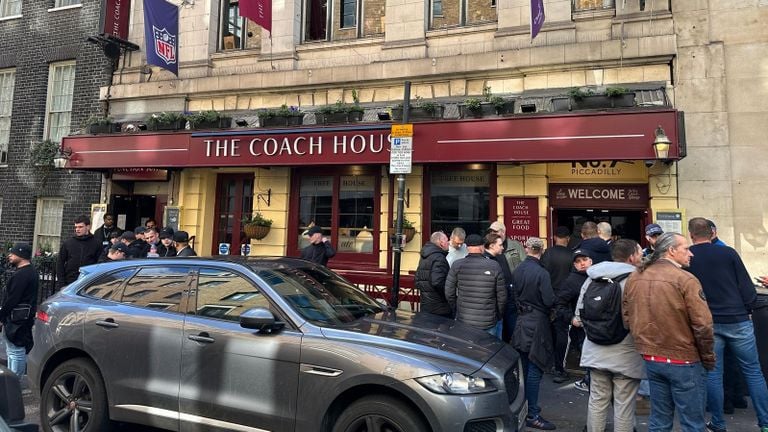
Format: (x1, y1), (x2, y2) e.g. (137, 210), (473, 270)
(301, 226), (335, 266)
(445, 234), (506, 336)
(174, 231), (197, 257)
(415, 232), (451, 317)
(578, 221), (611, 264)
(55, 215), (102, 289)
(1, 243), (39, 376)
(512, 237), (557, 430)
(93, 213), (122, 250)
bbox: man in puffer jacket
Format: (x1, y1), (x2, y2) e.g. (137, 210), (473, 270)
(415, 232), (451, 317)
(56, 215), (102, 289)
(445, 234), (506, 335)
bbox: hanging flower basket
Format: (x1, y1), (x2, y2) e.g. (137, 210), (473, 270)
(244, 224), (271, 240)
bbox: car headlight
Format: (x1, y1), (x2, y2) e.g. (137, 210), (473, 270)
(416, 373), (497, 395)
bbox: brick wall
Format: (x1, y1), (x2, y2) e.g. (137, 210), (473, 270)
(0, 0), (111, 249)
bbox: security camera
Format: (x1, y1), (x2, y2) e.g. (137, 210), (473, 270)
(644, 160), (655, 168)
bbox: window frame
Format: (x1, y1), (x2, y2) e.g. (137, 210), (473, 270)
(304, 0), (332, 42)
(52, 0), (81, 9)
(340, 0), (358, 29)
(33, 197), (65, 255)
(428, 0), (496, 29)
(0, 0), (21, 18)
(0, 68), (14, 165)
(572, 0), (615, 12)
(43, 61), (76, 143)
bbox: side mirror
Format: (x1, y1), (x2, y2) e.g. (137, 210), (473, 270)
(240, 307), (285, 331)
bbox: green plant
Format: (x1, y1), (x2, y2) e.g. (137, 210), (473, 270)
(393, 216), (414, 229)
(567, 87), (595, 100)
(188, 110), (225, 125)
(605, 87), (631, 97)
(83, 115), (113, 126)
(414, 96), (439, 114)
(318, 100), (364, 115)
(29, 139), (60, 167)
(147, 111), (188, 126)
(464, 97), (482, 112)
(242, 212), (273, 227)
(258, 104), (304, 119)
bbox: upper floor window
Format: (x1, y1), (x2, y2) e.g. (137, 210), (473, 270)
(306, 0), (383, 42)
(0, 0), (21, 17)
(219, 0), (261, 50)
(340, 0), (356, 28)
(429, 0), (496, 30)
(0, 69), (14, 165)
(54, 0), (81, 7)
(573, 0), (615, 11)
(45, 62), (75, 143)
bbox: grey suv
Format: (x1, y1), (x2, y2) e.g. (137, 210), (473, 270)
(28, 257), (525, 432)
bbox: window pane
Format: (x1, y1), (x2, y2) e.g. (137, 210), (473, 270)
(467, 0), (496, 25)
(47, 63), (75, 142)
(573, 0), (614, 10)
(341, 0), (356, 28)
(430, 170), (490, 235)
(305, 0), (328, 41)
(361, 0), (384, 36)
(81, 269), (137, 301)
(121, 266), (190, 312)
(431, 0), (459, 29)
(196, 268), (270, 322)
(55, 0), (81, 7)
(298, 176), (333, 249)
(0, 70), (13, 164)
(338, 175), (374, 253)
(35, 198), (64, 252)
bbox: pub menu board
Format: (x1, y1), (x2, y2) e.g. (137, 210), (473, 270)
(164, 206), (181, 232)
(503, 197), (539, 242)
(656, 210), (684, 236)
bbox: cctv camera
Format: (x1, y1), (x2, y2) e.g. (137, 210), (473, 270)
(644, 160), (655, 168)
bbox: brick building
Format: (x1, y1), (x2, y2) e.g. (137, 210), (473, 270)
(0, 0), (109, 253)
(61, 0), (768, 284)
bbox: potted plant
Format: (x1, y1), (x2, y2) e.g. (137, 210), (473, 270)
(188, 110), (232, 130)
(146, 112), (188, 131)
(84, 115), (120, 134)
(391, 96), (445, 122)
(459, 87), (515, 118)
(29, 139), (60, 167)
(390, 216), (416, 243)
(565, 87), (636, 110)
(316, 100), (365, 125)
(242, 212), (273, 240)
(258, 105), (305, 127)
(604, 87), (636, 108)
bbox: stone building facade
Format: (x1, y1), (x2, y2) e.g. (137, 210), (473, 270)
(0, 0), (109, 252)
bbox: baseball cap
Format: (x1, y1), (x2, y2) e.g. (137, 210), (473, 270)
(120, 231), (136, 242)
(307, 226), (323, 236)
(645, 223), (663, 236)
(110, 243), (129, 254)
(465, 234), (484, 247)
(555, 226), (571, 238)
(159, 228), (174, 239)
(573, 249), (592, 261)
(134, 226), (147, 235)
(525, 237), (544, 250)
(8, 243), (32, 260)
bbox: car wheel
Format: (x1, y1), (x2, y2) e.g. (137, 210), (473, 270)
(40, 358), (111, 432)
(332, 395), (429, 432)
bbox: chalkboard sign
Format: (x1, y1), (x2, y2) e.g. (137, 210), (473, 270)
(164, 206), (181, 232)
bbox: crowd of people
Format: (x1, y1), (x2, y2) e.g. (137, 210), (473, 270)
(414, 218), (768, 432)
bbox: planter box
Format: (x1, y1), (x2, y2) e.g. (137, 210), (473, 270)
(458, 100), (516, 118)
(190, 117), (232, 130)
(608, 93), (636, 108)
(571, 93), (636, 110)
(316, 111), (364, 125)
(147, 120), (187, 131)
(391, 106), (444, 122)
(551, 97), (571, 112)
(260, 115), (304, 127)
(87, 123), (120, 134)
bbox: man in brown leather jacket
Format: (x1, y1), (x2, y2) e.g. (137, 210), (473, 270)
(623, 232), (715, 432)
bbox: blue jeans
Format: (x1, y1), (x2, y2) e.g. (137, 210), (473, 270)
(521, 352), (544, 418)
(645, 360), (707, 432)
(707, 321), (768, 429)
(3, 330), (27, 377)
(486, 320), (502, 338)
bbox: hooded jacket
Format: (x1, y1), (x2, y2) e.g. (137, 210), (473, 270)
(415, 242), (451, 316)
(56, 234), (102, 288)
(445, 253), (507, 330)
(578, 237), (611, 264)
(575, 261), (646, 379)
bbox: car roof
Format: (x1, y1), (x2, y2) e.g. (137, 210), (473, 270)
(79, 256), (320, 275)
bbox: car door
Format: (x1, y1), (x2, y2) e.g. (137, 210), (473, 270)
(179, 266), (302, 432)
(83, 265), (193, 430)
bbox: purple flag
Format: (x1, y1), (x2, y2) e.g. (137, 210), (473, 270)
(530, 0), (545, 40)
(144, 0), (179, 76)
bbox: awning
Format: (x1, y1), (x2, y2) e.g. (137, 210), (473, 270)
(61, 109), (684, 170)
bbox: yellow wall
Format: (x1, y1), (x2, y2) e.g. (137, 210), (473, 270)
(248, 167), (291, 256)
(178, 169), (217, 254)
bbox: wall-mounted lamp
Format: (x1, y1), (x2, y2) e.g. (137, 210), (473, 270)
(653, 125), (671, 161)
(257, 188), (271, 207)
(377, 112), (392, 121)
(53, 146), (73, 169)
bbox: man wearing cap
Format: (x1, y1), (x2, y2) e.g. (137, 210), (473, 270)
(512, 237), (556, 430)
(0, 243), (39, 376)
(445, 233), (507, 336)
(174, 231), (197, 257)
(98, 243), (130, 262)
(56, 215), (102, 289)
(643, 223), (664, 257)
(158, 228), (177, 257)
(301, 226), (335, 266)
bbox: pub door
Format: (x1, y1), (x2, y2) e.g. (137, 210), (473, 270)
(212, 174), (254, 255)
(553, 209), (645, 249)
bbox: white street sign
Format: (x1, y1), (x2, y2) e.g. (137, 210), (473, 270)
(389, 136), (413, 174)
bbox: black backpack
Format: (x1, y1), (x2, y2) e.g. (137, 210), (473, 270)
(579, 272), (632, 345)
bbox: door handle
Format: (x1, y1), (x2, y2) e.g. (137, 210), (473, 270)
(95, 318), (119, 328)
(187, 333), (215, 344)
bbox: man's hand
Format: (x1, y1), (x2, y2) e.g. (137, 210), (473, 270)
(571, 317), (582, 327)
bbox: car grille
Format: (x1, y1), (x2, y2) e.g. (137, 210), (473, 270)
(504, 361), (521, 404)
(463, 419), (497, 432)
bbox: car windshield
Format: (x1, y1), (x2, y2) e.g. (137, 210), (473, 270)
(255, 265), (384, 325)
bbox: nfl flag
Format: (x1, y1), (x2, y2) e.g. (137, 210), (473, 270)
(530, 0), (545, 40)
(240, 0), (272, 33)
(144, 0), (179, 76)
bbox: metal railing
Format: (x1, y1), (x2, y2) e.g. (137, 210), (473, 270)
(0, 253), (58, 307)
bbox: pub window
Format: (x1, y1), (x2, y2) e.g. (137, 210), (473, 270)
(573, 0), (615, 11)
(429, 0), (496, 30)
(429, 168), (491, 236)
(219, 0), (261, 51)
(293, 168), (379, 264)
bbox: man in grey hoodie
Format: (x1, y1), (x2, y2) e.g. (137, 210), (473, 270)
(573, 239), (646, 432)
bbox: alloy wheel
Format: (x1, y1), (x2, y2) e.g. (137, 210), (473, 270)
(45, 371), (95, 432)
